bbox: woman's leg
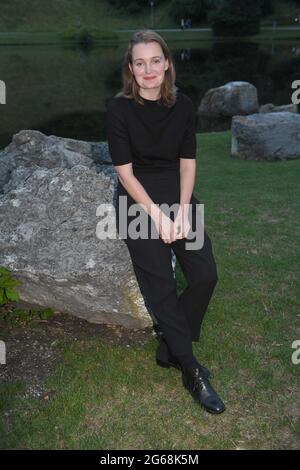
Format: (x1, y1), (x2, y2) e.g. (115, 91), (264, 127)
(171, 229), (218, 342)
(124, 235), (195, 358)
(115, 184), (207, 367)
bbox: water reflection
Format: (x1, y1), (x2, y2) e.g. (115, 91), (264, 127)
(180, 48), (191, 61)
(292, 46), (300, 56)
(0, 39), (299, 149)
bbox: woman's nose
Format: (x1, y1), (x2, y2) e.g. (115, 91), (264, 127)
(144, 63), (155, 73)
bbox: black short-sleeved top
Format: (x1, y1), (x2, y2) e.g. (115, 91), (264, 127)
(104, 91), (197, 173)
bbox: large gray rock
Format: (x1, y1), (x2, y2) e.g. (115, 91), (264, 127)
(231, 112), (300, 160)
(259, 103), (299, 114)
(0, 130), (154, 328)
(198, 81), (259, 117)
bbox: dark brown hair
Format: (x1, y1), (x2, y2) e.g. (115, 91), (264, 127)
(115, 29), (178, 108)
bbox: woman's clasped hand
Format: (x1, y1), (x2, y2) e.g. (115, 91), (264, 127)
(152, 206), (191, 244)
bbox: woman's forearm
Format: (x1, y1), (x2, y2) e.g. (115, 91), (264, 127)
(179, 160), (196, 210)
(118, 175), (161, 220)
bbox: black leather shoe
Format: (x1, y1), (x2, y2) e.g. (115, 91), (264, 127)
(182, 366), (225, 414)
(155, 334), (211, 379)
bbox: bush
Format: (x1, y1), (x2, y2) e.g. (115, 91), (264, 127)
(0, 266), (22, 305)
(3, 306), (55, 327)
(127, 1), (143, 15)
(208, 0), (262, 37)
(61, 28), (118, 43)
(61, 27), (95, 45)
(170, 0), (211, 22)
(0, 266), (55, 326)
(260, 0), (275, 16)
(108, 0), (146, 14)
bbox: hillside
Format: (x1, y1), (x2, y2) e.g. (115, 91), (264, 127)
(0, 0), (299, 33)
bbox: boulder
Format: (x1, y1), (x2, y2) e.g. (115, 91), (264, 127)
(198, 81), (259, 117)
(0, 130), (155, 328)
(259, 103), (298, 114)
(231, 112), (300, 161)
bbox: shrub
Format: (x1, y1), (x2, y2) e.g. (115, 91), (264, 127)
(0, 266), (22, 305)
(208, 0), (262, 37)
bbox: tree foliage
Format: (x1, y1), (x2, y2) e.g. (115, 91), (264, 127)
(107, 0), (146, 14)
(208, 0), (262, 36)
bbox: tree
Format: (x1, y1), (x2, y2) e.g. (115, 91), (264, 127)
(260, 0), (274, 16)
(170, 0), (213, 23)
(208, 0), (262, 37)
(107, 0), (145, 14)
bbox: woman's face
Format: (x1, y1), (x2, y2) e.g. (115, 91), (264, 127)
(129, 41), (169, 96)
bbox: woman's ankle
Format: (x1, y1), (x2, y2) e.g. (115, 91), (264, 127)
(174, 352), (199, 373)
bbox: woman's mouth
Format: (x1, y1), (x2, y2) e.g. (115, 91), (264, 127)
(144, 76), (156, 80)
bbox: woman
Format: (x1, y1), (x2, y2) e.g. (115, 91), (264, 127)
(105, 30), (225, 414)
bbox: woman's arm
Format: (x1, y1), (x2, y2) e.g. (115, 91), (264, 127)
(116, 164), (177, 244)
(172, 158), (196, 240)
(177, 95), (197, 211)
(106, 99), (177, 242)
(179, 158), (196, 210)
(116, 163), (161, 220)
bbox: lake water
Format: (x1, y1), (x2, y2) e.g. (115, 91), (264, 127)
(0, 39), (299, 150)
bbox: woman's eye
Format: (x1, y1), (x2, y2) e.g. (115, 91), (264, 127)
(136, 60), (160, 66)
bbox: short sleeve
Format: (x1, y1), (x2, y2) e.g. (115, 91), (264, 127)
(178, 98), (197, 159)
(105, 99), (133, 166)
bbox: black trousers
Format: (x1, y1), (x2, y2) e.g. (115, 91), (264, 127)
(116, 170), (218, 358)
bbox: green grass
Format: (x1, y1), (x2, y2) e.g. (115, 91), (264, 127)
(0, 0), (298, 32)
(0, 130), (299, 449)
(0, 27), (300, 46)
(0, 0), (299, 44)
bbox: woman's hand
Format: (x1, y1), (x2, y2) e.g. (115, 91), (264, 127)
(173, 205), (191, 240)
(152, 210), (177, 244)
(151, 206), (191, 244)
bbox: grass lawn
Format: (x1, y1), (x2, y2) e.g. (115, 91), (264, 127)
(0, 27), (300, 45)
(0, 130), (299, 450)
(0, 0), (298, 35)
